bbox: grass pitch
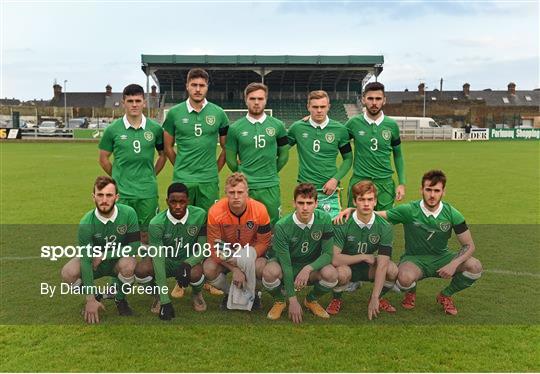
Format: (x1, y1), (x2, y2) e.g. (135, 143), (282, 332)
(1, 140), (539, 372)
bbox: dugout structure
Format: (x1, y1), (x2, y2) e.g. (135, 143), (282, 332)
(141, 55), (383, 124)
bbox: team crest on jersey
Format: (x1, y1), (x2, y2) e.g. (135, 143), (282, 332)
(182, 118), (189, 124)
(246, 220), (255, 230)
(323, 204), (331, 212)
(144, 131), (153, 142)
(382, 129), (391, 140)
(302, 133), (308, 138)
(241, 131), (249, 137)
(368, 234), (380, 244)
(439, 221), (451, 232)
(265, 127), (276, 137)
(117, 224), (127, 235)
(187, 226), (198, 236)
(205, 115), (216, 126)
(311, 230), (322, 241)
(325, 133), (335, 143)
(120, 135), (128, 140)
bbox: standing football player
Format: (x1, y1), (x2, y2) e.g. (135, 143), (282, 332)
(287, 90), (351, 218)
(98, 84), (166, 245)
(345, 82), (405, 210)
(163, 68), (229, 211)
(225, 82), (289, 225)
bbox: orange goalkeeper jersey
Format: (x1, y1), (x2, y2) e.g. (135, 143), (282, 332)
(207, 197), (272, 260)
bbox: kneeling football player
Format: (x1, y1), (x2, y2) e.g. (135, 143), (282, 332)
(135, 182), (208, 320)
(203, 173), (272, 310)
(327, 181), (398, 320)
(263, 183), (338, 323)
(60, 176), (139, 324)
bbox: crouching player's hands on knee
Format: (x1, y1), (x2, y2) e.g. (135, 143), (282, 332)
(288, 297), (303, 324)
(232, 268), (246, 289)
(294, 265), (312, 290)
(84, 297), (105, 324)
(159, 303), (175, 321)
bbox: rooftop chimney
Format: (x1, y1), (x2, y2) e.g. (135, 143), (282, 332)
(463, 83), (470, 97)
(418, 83), (425, 96)
(105, 84), (112, 96)
(53, 83), (62, 100)
(507, 82), (516, 95)
(151, 85), (157, 97)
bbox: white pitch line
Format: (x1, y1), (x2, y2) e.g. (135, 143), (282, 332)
(1, 257), (539, 278)
(0, 256), (42, 260)
(484, 269), (540, 278)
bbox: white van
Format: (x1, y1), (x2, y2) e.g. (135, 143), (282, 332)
(390, 116), (440, 129)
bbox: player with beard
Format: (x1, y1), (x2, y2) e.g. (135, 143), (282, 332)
(225, 82), (289, 225)
(335, 170), (483, 315)
(60, 176), (139, 324)
(344, 82), (406, 210)
(163, 68), (229, 211)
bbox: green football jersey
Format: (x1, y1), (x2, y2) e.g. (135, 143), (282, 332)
(149, 206), (207, 304)
(163, 100), (229, 183)
(288, 118), (350, 189)
(386, 200), (467, 256)
(98, 116), (164, 199)
(78, 203), (140, 287)
(334, 212), (393, 257)
(345, 114), (401, 180)
(226, 115), (288, 189)
(273, 209), (334, 297)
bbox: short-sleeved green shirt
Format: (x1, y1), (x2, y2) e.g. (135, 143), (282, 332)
(98, 116), (163, 199)
(272, 210), (334, 297)
(163, 100), (229, 183)
(226, 115), (288, 189)
(288, 118), (350, 189)
(78, 204), (140, 287)
(345, 114), (401, 180)
(386, 200), (467, 256)
(334, 212), (393, 257)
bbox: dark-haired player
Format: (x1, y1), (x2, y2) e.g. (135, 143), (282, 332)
(98, 83), (166, 245)
(345, 82), (406, 210)
(135, 182), (208, 320)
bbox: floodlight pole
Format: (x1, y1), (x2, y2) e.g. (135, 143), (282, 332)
(64, 80), (68, 126)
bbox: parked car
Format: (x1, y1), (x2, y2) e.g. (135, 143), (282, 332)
(67, 118), (89, 129)
(38, 121), (58, 136)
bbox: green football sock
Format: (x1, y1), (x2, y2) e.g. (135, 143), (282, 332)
(441, 272), (479, 297)
(380, 286), (392, 296)
(263, 278), (285, 302)
(332, 291), (343, 300)
(190, 276), (205, 294)
(112, 277), (125, 301)
(307, 281), (332, 302)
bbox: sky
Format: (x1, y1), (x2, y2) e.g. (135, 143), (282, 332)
(1, 0), (538, 101)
